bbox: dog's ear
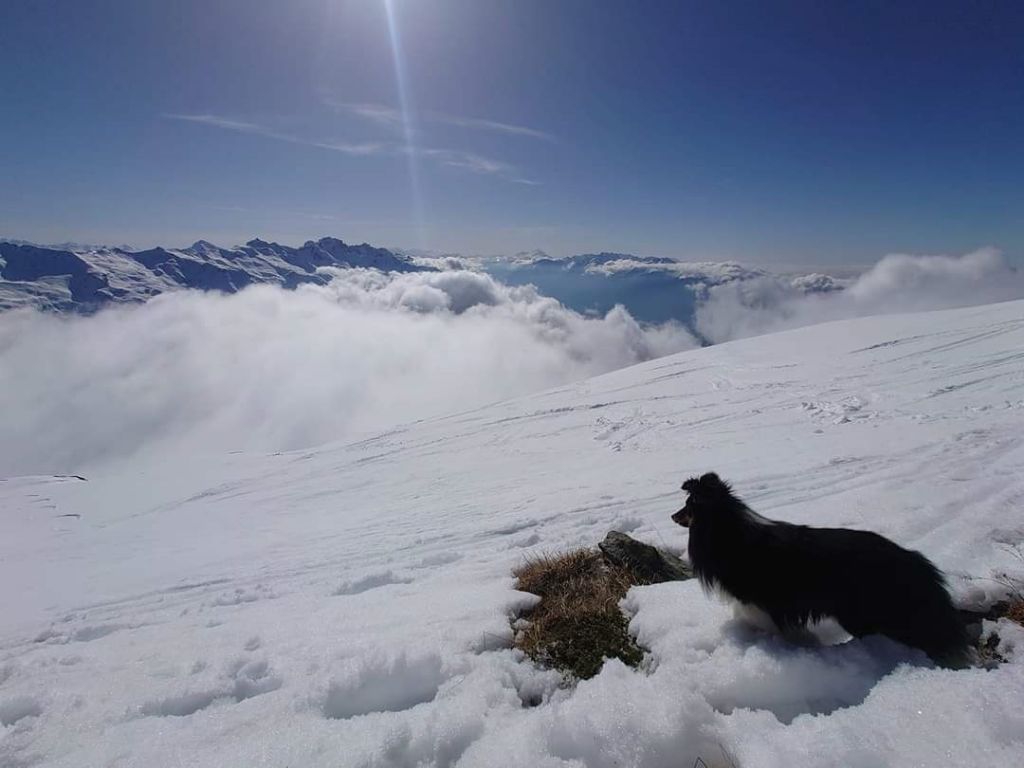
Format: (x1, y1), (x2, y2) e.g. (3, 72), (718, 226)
(700, 472), (725, 488)
(682, 472), (731, 495)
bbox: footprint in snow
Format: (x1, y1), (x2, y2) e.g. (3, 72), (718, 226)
(488, 519), (538, 536)
(333, 570), (413, 596)
(0, 696), (43, 727)
(412, 552), (461, 569)
(509, 532), (541, 548)
(33, 623), (129, 645)
(138, 658), (282, 718)
(320, 653), (445, 720)
(208, 584), (274, 607)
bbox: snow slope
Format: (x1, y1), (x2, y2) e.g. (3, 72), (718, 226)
(2, 300), (1024, 767)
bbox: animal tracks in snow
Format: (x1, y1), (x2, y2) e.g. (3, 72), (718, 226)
(800, 396), (876, 425)
(208, 583), (275, 607)
(592, 408), (659, 451)
(33, 622), (131, 645)
(137, 657), (282, 718)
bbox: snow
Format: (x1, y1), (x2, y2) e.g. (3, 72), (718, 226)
(0, 237), (429, 312)
(2, 300), (1024, 767)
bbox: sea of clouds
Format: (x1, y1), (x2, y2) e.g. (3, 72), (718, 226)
(0, 269), (695, 475)
(694, 247), (1023, 343)
(0, 248), (1020, 476)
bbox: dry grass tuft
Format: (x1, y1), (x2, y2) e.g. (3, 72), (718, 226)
(966, 543), (1024, 666)
(512, 548), (647, 680)
(1006, 599), (1024, 627)
(514, 548), (602, 598)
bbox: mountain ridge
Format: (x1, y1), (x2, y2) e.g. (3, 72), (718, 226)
(0, 236), (432, 312)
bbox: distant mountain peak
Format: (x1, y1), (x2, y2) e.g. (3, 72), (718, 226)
(0, 235), (432, 313)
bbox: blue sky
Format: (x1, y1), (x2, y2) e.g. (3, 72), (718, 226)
(2, 0), (1022, 262)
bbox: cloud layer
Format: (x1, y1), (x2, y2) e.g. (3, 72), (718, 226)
(693, 248), (1024, 343)
(0, 270), (695, 475)
(3, 248), (1019, 476)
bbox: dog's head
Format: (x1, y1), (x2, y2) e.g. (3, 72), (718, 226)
(671, 472), (732, 528)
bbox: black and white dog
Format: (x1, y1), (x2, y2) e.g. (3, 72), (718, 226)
(672, 472), (968, 666)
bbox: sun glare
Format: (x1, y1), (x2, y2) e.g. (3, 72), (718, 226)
(383, 0), (425, 247)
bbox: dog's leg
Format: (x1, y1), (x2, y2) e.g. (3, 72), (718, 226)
(732, 603), (821, 646)
(733, 602), (780, 633)
(834, 612), (876, 641)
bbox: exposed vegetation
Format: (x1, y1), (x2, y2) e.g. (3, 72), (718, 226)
(512, 548), (647, 680)
(992, 544), (1024, 626)
(970, 543), (1024, 666)
(1006, 599), (1024, 626)
(693, 748), (741, 768)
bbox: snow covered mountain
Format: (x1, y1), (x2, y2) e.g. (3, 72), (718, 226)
(1, 238), (855, 341)
(2, 299), (1023, 767)
(0, 237), (431, 312)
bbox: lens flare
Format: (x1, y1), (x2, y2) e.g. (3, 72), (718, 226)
(383, 0), (425, 246)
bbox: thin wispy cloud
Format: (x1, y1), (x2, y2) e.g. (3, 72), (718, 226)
(339, 102), (404, 128)
(433, 113), (553, 141)
(164, 113), (385, 156)
(165, 112), (536, 183)
(417, 147), (538, 184)
(166, 114), (268, 134)
(307, 138), (389, 156)
(329, 100), (554, 142)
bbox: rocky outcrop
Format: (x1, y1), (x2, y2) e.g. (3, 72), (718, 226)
(598, 530), (693, 583)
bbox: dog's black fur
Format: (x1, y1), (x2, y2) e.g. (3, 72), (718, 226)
(672, 472), (968, 666)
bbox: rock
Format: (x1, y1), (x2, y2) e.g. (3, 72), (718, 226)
(598, 531), (693, 583)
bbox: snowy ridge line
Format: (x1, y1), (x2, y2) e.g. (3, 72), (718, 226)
(0, 236), (430, 312)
